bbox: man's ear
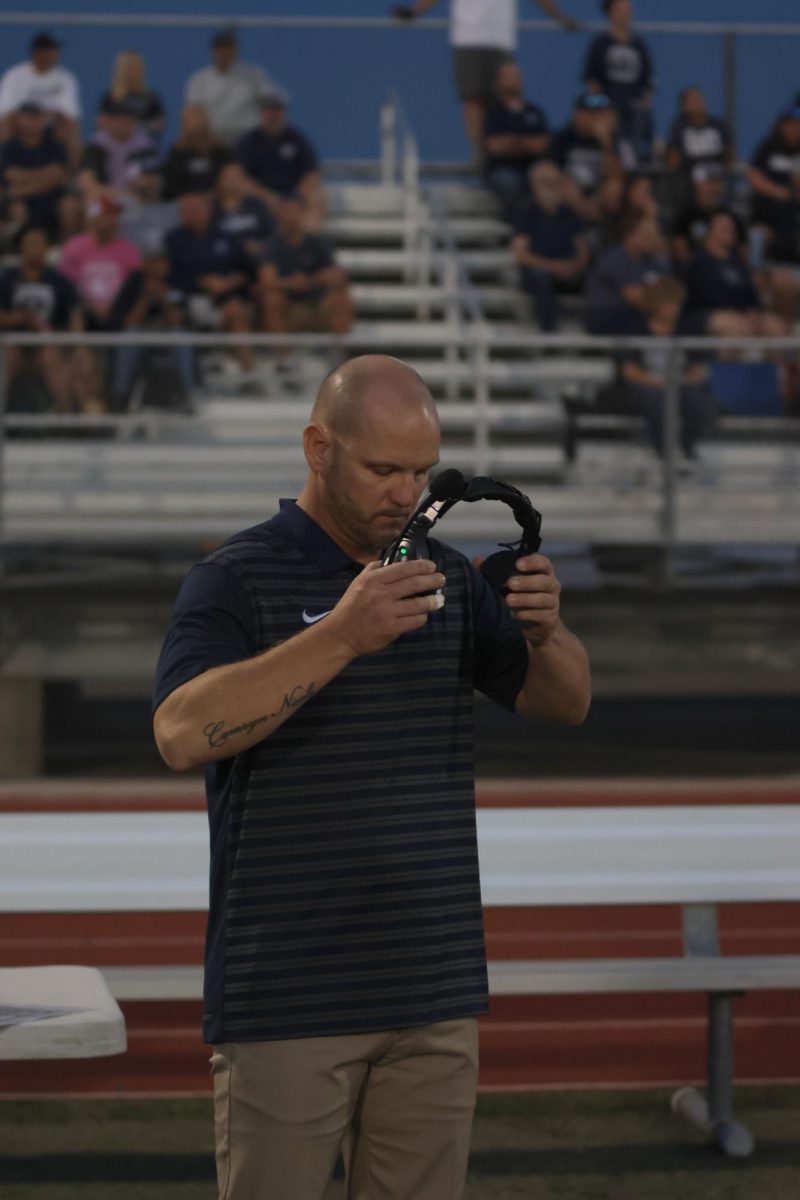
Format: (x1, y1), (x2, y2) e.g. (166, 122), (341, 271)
(302, 422), (333, 474)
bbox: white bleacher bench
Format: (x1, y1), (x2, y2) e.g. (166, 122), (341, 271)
(2, 804), (799, 1156)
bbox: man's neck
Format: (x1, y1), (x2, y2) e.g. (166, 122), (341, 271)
(295, 490), (376, 566)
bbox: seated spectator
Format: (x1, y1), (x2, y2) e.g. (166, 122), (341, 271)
(185, 27), (280, 147)
(584, 212), (671, 334)
(0, 102), (77, 239)
(619, 172), (660, 226)
(483, 61), (549, 218)
(671, 164), (735, 267)
(0, 225), (81, 412)
(620, 277), (717, 459)
(511, 160), (588, 332)
(214, 162), (274, 263)
(0, 32), (81, 168)
(746, 108), (800, 262)
(165, 192), (256, 377)
(665, 88), (734, 179)
(98, 51), (165, 143)
(583, 0), (654, 163)
(683, 210), (791, 337)
(108, 246), (193, 410)
(551, 94), (630, 219)
(237, 91), (325, 228)
(59, 195), (141, 329)
(260, 197), (353, 336)
(161, 104), (233, 202)
(80, 98), (160, 206)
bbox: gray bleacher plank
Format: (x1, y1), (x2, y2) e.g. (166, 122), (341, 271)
(488, 955), (800, 995)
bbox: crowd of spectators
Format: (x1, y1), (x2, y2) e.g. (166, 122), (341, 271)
(481, 0), (800, 454)
(0, 11), (799, 436)
(0, 27), (353, 412)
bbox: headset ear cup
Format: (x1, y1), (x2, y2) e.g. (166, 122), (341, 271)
(479, 549), (517, 594)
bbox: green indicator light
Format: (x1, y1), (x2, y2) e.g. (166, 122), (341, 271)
(400, 547), (408, 556)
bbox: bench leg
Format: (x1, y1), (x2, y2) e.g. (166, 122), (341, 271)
(670, 992), (755, 1158)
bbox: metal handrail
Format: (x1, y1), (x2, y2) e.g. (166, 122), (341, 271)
(2, 14), (800, 35)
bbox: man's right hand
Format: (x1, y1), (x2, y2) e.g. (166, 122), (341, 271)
(326, 559), (445, 657)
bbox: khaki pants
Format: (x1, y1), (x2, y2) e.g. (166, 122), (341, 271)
(210, 1017), (478, 1200)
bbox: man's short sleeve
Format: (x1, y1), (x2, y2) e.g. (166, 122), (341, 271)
(152, 562), (257, 713)
(469, 564), (528, 712)
(295, 131), (319, 177)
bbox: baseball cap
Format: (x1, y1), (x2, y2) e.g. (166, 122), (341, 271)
(87, 195), (122, 220)
(577, 92), (611, 111)
(260, 86), (290, 109)
(30, 31), (61, 53)
(211, 27), (237, 48)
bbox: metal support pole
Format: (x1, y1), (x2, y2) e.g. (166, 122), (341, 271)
(660, 342), (681, 553)
(380, 94), (396, 186)
(707, 992), (734, 1124)
(0, 342), (6, 575)
(723, 32), (738, 151)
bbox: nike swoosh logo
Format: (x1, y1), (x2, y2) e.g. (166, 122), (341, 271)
(302, 609), (333, 625)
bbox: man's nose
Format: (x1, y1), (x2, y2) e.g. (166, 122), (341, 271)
(388, 476), (417, 509)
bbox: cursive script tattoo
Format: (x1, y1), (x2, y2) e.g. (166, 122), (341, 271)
(203, 681), (317, 750)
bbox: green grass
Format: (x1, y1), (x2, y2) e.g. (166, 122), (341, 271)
(1, 1087), (799, 1199)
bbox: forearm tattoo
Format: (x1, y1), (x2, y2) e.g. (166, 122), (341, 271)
(203, 681), (317, 750)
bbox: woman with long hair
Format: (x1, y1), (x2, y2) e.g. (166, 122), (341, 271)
(98, 51), (165, 141)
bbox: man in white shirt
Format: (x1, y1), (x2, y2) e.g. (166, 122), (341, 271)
(392, 0), (579, 156)
(184, 27), (280, 147)
(0, 32), (82, 166)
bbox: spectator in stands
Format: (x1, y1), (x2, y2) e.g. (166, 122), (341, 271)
(0, 32), (82, 168)
(0, 225), (81, 412)
(683, 209), (792, 338)
(584, 212), (671, 334)
(59, 195), (141, 329)
(391, 0), (580, 159)
(0, 102), (77, 240)
(483, 61), (549, 217)
(184, 27), (280, 148)
(746, 107), (800, 263)
(620, 276), (717, 459)
(214, 162), (274, 263)
(98, 51), (165, 143)
(161, 104), (233, 202)
(583, 0), (654, 163)
(237, 90), (325, 229)
(80, 98), (160, 206)
(670, 164), (732, 267)
(260, 196), (353, 337)
(511, 160), (588, 331)
(165, 191), (256, 378)
(665, 87), (734, 180)
(108, 246), (193, 410)
(551, 93), (629, 217)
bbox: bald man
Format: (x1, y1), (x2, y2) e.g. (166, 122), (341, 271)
(153, 354), (590, 1200)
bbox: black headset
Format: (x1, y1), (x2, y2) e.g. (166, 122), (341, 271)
(381, 470), (542, 594)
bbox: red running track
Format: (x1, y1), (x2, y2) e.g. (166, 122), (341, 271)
(1, 777), (799, 1097)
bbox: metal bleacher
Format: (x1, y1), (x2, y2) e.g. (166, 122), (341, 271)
(1, 94), (799, 556)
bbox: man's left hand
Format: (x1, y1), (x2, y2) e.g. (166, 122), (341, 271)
(504, 554), (561, 646)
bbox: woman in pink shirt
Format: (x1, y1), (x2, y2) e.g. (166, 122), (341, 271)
(59, 195), (141, 328)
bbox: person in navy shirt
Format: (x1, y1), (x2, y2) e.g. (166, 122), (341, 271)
(483, 61), (549, 217)
(152, 353), (590, 1200)
(0, 224), (82, 411)
(666, 88), (734, 181)
(213, 161), (274, 265)
(260, 195), (353, 335)
(165, 191), (257, 375)
(583, 0), (654, 162)
(684, 210), (790, 337)
(511, 160), (588, 330)
(236, 89), (325, 229)
(550, 93), (630, 219)
(0, 101), (71, 238)
(746, 108), (800, 262)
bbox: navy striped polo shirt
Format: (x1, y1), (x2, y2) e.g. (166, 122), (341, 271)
(154, 501), (528, 1044)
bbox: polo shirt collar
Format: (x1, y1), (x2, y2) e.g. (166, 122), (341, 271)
(268, 499), (361, 574)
